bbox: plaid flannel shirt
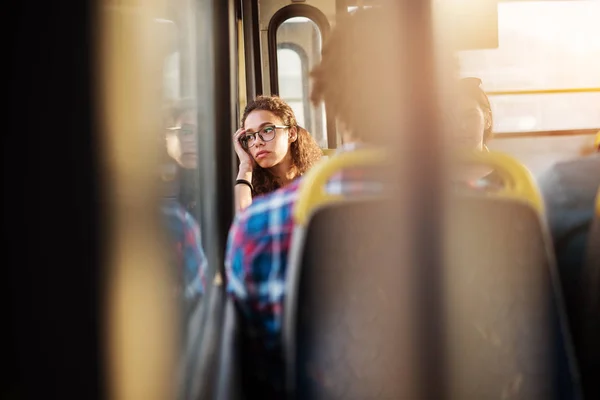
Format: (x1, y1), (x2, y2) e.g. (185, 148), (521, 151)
(224, 143), (382, 390)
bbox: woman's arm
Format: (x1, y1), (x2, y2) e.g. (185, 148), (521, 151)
(235, 163), (253, 212)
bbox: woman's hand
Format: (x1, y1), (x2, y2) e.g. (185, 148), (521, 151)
(233, 128), (254, 212)
(233, 128), (255, 171)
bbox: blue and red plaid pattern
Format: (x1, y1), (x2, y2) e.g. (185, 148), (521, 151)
(161, 198), (208, 298)
(225, 144), (381, 349)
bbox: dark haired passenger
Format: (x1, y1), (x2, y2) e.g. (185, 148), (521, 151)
(451, 77), (503, 190)
(225, 8), (401, 394)
(232, 95), (322, 211)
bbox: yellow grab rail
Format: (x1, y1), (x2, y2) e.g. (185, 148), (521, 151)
(486, 87), (600, 96)
(455, 150), (544, 214)
(294, 148), (544, 226)
(294, 149), (387, 226)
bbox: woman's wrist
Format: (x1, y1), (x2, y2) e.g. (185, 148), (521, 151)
(237, 163), (253, 180)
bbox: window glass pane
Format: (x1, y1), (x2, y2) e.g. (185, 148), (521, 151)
(276, 18), (328, 148)
(458, 0), (600, 133)
(163, 51), (180, 100)
(491, 92), (600, 133)
(159, 0), (210, 372)
(277, 48), (304, 126)
(459, 0), (600, 90)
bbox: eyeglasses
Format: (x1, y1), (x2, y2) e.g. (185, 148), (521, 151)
(240, 124), (289, 149)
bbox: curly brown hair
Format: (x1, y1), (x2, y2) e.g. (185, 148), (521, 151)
(241, 95), (322, 196)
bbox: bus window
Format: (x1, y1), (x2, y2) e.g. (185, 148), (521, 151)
(276, 17), (328, 148)
(458, 0), (600, 134)
(276, 48), (305, 126)
(163, 49), (180, 100)
(159, 0), (211, 329)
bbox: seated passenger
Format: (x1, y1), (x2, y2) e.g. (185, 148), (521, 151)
(538, 151), (600, 397)
(232, 96), (322, 211)
(450, 77), (503, 191)
(225, 8), (399, 395)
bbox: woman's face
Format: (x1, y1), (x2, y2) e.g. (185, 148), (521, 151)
(242, 110), (296, 169)
(454, 95), (486, 151)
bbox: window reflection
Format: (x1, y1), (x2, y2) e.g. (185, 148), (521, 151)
(158, 0), (208, 365)
(162, 101), (206, 304)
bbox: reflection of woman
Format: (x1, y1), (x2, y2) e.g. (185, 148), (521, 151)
(453, 77), (503, 190)
(161, 106), (207, 303)
(232, 96), (322, 212)
(165, 104), (200, 215)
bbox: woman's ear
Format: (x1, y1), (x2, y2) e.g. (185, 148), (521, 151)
(289, 126), (298, 142)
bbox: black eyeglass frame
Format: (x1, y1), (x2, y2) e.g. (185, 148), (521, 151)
(240, 124), (290, 149)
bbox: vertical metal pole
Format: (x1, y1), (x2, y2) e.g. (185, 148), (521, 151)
(396, 0), (447, 398)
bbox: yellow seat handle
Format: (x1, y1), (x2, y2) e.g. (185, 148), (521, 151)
(294, 149), (387, 225)
(294, 148), (544, 225)
(455, 150), (544, 214)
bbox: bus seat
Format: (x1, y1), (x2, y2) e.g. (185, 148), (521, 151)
(455, 150), (544, 214)
(444, 194), (580, 399)
(284, 150), (580, 399)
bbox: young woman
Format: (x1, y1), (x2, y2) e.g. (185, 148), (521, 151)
(233, 96), (322, 211)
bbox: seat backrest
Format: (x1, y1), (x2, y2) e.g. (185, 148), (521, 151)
(284, 148), (579, 398)
(285, 199), (418, 399)
(444, 194), (579, 399)
(285, 195), (580, 399)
